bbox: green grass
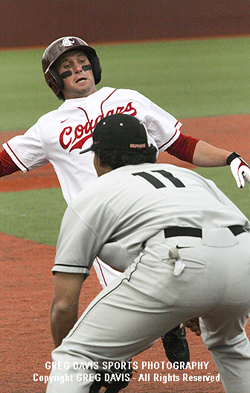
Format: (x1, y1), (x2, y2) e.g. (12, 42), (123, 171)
(0, 49), (58, 131)
(195, 167), (250, 219)
(0, 37), (249, 245)
(0, 36), (250, 131)
(98, 37), (250, 118)
(0, 188), (66, 246)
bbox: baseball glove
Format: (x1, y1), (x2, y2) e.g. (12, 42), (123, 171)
(89, 362), (133, 393)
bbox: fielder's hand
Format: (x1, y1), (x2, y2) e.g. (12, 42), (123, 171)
(227, 152), (250, 189)
(180, 318), (201, 336)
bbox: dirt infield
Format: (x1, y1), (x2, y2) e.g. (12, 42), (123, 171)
(1, 114), (250, 392)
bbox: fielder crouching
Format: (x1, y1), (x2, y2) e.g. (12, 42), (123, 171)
(46, 114), (250, 393)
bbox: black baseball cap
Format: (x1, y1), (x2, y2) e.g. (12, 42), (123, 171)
(80, 114), (149, 154)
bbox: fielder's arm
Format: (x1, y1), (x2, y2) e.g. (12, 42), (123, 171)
(51, 272), (86, 348)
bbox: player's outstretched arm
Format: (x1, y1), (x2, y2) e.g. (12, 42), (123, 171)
(167, 136), (250, 189)
(0, 149), (20, 177)
(192, 141), (250, 189)
(192, 140), (231, 167)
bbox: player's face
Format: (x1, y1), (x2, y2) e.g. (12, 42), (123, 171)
(56, 50), (97, 99)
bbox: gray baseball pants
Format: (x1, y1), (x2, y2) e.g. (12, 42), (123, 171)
(46, 229), (250, 393)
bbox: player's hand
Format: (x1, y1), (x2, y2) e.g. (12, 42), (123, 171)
(180, 318), (201, 336)
(227, 152), (250, 189)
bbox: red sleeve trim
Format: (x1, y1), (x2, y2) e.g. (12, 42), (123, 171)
(5, 142), (29, 171)
(159, 129), (178, 150)
(0, 149), (21, 177)
(166, 133), (199, 164)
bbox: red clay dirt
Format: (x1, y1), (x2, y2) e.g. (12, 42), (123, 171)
(0, 114), (250, 393)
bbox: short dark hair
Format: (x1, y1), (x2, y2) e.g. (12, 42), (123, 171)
(95, 145), (157, 169)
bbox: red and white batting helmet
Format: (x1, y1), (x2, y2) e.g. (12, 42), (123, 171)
(42, 36), (102, 99)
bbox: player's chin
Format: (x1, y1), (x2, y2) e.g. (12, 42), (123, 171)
(75, 82), (95, 96)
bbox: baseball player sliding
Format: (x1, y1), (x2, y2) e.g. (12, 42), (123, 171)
(46, 114), (250, 393)
(1, 36), (250, 382)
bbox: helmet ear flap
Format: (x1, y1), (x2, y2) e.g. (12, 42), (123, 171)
(50, 67), (64, 96)
(88, 53), (102, 85)
(46, 67), (64, 99)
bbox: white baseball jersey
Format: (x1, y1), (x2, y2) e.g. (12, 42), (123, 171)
(53, 163), (250, 276)
(3, 87), (181, 205)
